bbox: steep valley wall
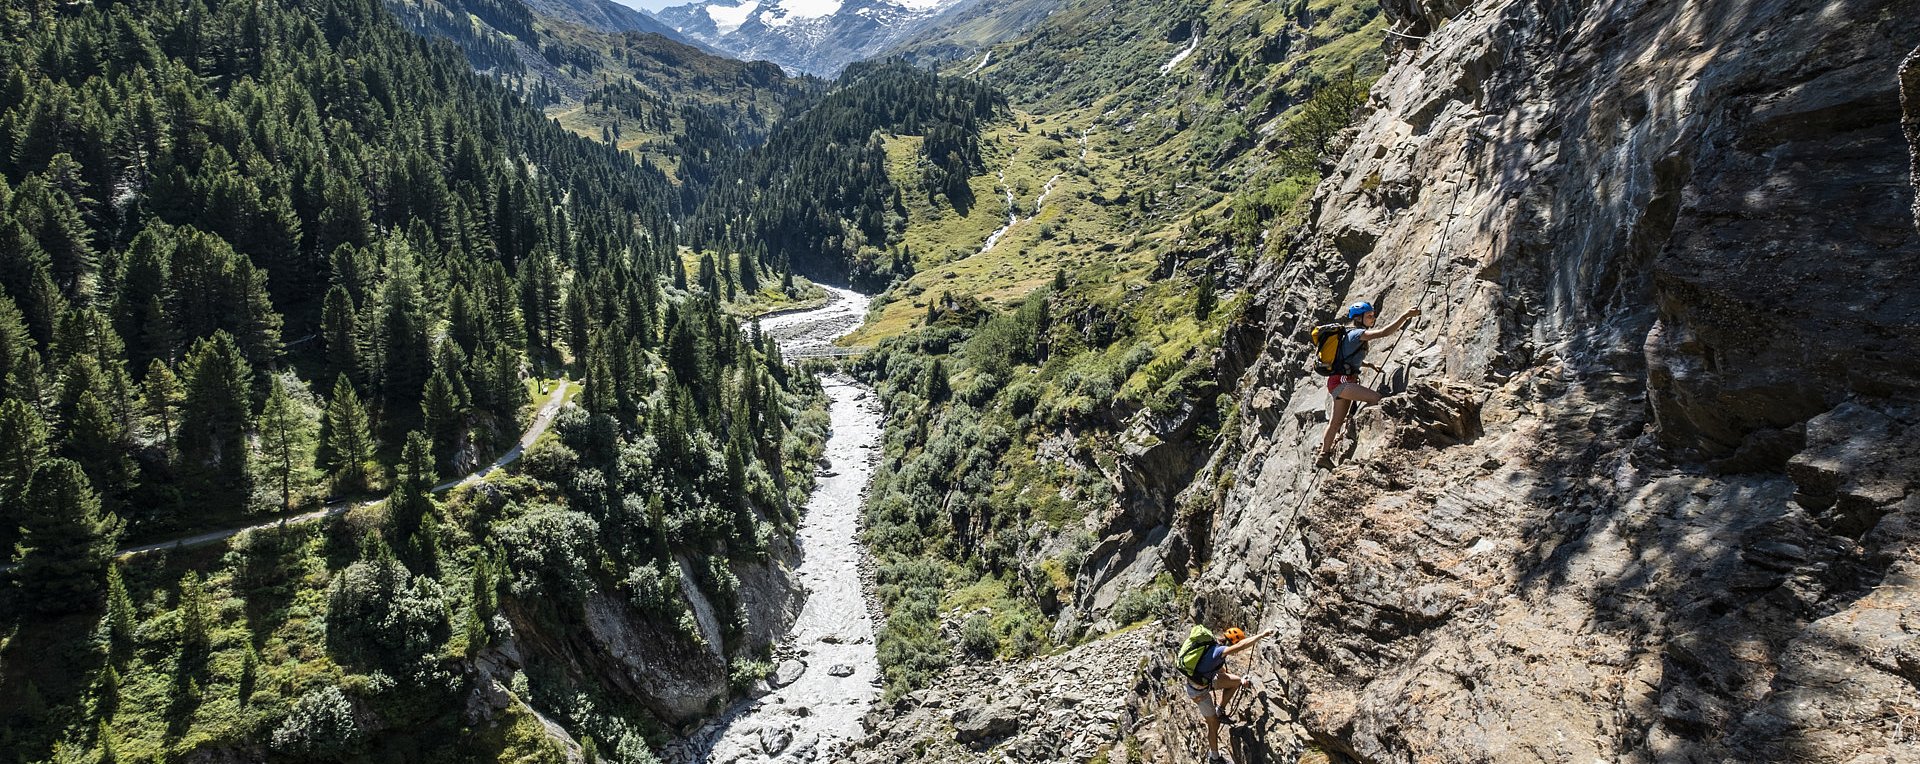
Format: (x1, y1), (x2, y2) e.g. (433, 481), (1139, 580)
(1119, 0), (1920, 761)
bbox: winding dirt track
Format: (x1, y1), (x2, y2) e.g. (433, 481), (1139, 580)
(87, 380), (573, 563)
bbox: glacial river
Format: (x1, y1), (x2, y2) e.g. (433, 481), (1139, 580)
(665, 286), (883, 764)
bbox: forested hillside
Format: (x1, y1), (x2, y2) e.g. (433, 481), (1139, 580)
(382, 0), (819, 187)
(0, 0), (825, 760)
(687, 60), (1005, 288)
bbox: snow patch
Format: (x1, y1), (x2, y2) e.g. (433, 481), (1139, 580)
(1159, 34), (1200, 75)
(704, 0), (760, 34)
(775, 0), (842, 20)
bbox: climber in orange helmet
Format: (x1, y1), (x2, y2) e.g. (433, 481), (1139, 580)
(1177, 625), (1275, 764)
(1318, 300), (1421, 468)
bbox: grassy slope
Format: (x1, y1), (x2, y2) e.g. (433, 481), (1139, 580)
(854, 0), (1386, 351)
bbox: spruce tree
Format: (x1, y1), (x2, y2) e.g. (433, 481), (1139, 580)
(390, 431), (435, 536)
(737, 249), (759, 293)
(12, 458), (122, 613)
(105, 563), (135, 658)
(420, 369), (463, 474)
(0, 293), (38, 400)
(922, 358), (950, 404)
(1194, 273), (1216, 320)
(378, 250), (431, 407)
(63, 390), (139, 513)
(177, 570), (210, 658)
(320, 285), (360, 383)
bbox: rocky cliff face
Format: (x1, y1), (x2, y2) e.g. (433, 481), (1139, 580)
(1114, 0), (1920, 761)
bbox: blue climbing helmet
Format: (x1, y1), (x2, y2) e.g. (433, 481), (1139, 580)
(1347, 301), (1376, 320)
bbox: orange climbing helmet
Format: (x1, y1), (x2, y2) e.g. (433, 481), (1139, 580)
(1221, 627), (1247, 645)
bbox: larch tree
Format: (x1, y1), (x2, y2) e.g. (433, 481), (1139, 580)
(320, 375), (374, 494)
(141, 359), (181, 447)
(255, 374), (319, 514)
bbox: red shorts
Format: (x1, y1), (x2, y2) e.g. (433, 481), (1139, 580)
(1327, 374), (1353, 394)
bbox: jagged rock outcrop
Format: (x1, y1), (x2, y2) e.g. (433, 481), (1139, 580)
(848, 627), (1153, 762)
(1113, 0), (1920, 761)
(481, 548), (804, 733)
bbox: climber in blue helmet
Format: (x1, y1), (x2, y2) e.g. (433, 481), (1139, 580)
(1318, 300), (1421, 468)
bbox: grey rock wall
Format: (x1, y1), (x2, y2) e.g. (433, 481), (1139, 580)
(1905, 45), (1920, 233)
(1123, 0), (1920, 761)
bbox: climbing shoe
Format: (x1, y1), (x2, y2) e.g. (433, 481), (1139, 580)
(1315, 452), (1337, 470)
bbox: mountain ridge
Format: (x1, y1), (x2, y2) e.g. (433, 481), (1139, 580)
(655, 0), (967, 75)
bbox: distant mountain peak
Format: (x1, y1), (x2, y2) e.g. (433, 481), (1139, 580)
(657, 0), (968, 75)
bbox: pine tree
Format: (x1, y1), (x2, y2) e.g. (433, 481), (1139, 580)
(321, 285), (360, 383)
(105, 563), (135, 658)
(256, 375), (319, 514)
(12, 458), (122, 613)
(321, 375), (374, 494)
(0, 398), (50, 555)
(179, 331), (253, 498)
(420, 368), (463, 474)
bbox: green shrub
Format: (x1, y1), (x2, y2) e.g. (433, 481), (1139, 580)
(495, 504), (601, 602)
(1110, 573), (1176, 625)
(959, 614), (996, 658)
(325, 554), (451, 673)
(729, 658), (773, 693)
(270, 685), (364, 759)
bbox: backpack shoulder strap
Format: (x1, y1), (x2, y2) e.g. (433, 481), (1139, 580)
(1333, 328), (1365, 366)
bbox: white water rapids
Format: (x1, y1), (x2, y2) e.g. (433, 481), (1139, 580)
(665, 286), (883, 764)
